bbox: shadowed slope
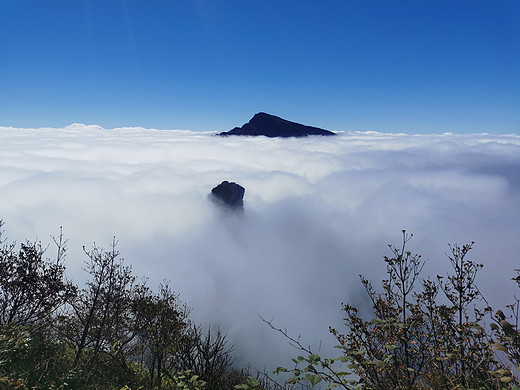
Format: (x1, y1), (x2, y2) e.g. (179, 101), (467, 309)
(219, 113), (336, 138)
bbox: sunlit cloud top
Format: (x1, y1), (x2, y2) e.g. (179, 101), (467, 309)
(1, 125), (519, 368)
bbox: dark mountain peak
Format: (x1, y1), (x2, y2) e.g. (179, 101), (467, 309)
(209, 181), (245, 212)
(219, 113), (335, 138)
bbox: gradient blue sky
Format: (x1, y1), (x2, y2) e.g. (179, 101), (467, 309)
(1, 0), (519, 133)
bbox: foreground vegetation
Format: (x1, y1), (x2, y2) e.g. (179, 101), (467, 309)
(0, 222), (519, 389)
(0, 221), (252, 390)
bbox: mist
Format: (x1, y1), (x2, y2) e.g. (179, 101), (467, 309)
(0, 124), (519, 370)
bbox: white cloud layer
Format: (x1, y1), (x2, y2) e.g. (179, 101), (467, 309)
(1, 125), (519, 370)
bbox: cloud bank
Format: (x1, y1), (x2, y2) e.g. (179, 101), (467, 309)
(0, 124), (519, 370)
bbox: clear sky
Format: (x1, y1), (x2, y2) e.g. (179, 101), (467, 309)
(1, 0), (519, 133)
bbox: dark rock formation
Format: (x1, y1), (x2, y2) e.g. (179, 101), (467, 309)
(210, 181), (245, 211)
(219, 112), (335, 138)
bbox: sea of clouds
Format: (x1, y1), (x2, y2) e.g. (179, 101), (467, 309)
(0, 123), (519, 371)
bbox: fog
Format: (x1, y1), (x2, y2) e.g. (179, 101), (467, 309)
(0, 124), (519, 371)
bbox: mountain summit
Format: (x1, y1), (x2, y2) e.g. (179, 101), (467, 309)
(219, 113), (335, 138)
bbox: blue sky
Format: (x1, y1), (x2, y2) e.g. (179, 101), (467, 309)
(1, 0), (519, 133)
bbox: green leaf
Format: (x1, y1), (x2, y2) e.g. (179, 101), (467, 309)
(491, 342), (508, 352)
(499, 376), (514, 383)
(306, 374), (322, 386)
(312, 375), (322, 386)
(286, 377), (299, 384)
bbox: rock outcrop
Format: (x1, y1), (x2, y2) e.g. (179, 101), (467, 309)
(210, 181), (245, 212)
(219, 112), (335, 138)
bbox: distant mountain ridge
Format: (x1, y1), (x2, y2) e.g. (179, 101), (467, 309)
(219, 113), (335, 138)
